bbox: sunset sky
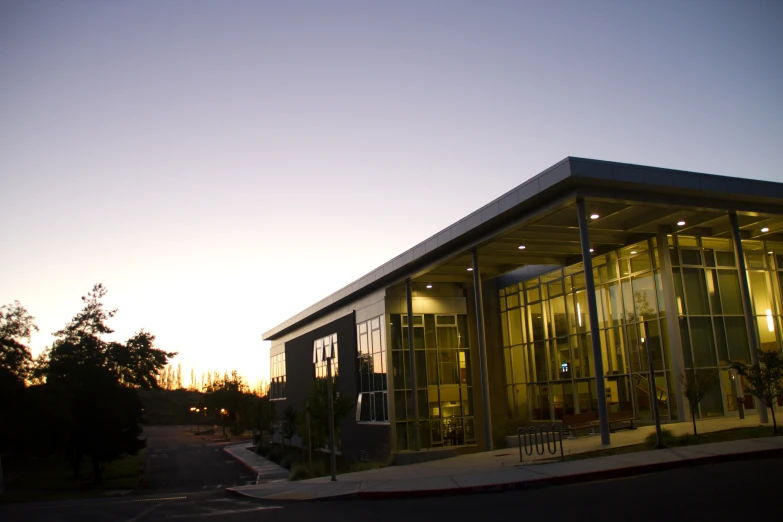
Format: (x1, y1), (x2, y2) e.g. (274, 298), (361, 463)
(2, 0), (782, 388)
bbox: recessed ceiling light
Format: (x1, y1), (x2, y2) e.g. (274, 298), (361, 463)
(590, 214), (599, 220)
(467, 267), (473, 271)
(426, 284), (433, 289)
(589, 248), (594, 253)
(677, 221), (686, 226)
(631, 251), (637, 255)
(518, 245), (526, 250)
(768, 251), (774, 255)
(761, 227), (769, 233)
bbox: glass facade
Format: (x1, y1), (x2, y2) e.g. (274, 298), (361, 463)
(270, 351), (286, 400)
(356, 316), (389, 422)
(499, 236), (783, 423)
(389, 313), (474, 450)
(313, 334), (338, 380)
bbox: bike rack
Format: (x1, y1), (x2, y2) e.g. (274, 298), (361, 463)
(517, 423), (565, 463)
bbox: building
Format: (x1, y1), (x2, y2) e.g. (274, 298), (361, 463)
(264, 157), (783, 461)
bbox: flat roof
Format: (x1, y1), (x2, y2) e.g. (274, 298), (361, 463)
(263, 157), (783, 341)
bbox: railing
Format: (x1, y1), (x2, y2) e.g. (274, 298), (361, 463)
(517, 424), (565, 463)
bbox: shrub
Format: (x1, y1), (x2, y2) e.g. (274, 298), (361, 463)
(492, 426), (509, 450)
(281, 453), (301, 470)
(678, 433), (694, 445)
(267, 444), (283, 464)
(289, 463), (313, 481)
(644, 428), (678, 448)
(254, 440), (271, 457)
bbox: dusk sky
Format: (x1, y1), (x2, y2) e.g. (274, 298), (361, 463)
(2, 0), (782, 388)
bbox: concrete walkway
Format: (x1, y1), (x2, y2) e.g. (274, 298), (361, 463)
(223, 442), (289, 484)
(226, 415), (782, 501)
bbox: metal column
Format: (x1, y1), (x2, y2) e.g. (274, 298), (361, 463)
(656, 227), (687, 421)
(472, 248), (493, 451)
(405, 278), (420, 450)
(576, 199), (611, 445)
(729, 212), (769, 423)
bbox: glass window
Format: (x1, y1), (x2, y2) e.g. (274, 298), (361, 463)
(682, 268), (710, 315)
(725, 317), (750, 363)
(631, 274), (658, 319)
(717, 270), (743, 315)
(630, 253), (651, 273)
(681, 249), (702, 266)
(748, 272), (772, 316)
(714, 317), (729, 365)
(508, 307), (524, 346)
(689, 317), (717, 367)
(549, 296), (568, 338)
(705, 270), (722, 315)
(270, 351), (286, 400)
(528, 303), (545, 342)
(747, 252), (766, 270)
(716, 251), (736, 267)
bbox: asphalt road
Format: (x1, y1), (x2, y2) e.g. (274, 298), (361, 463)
(1, 448), (779, 521)
(140, 425), (258, 493)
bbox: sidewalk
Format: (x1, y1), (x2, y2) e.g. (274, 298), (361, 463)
(226, 418), (783, 501)
(223, 442), (289, 485)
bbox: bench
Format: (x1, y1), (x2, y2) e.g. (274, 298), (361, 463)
(561, 412), (599, 438)
(561, 410), (638, 438)
(607, 410), (637, 432)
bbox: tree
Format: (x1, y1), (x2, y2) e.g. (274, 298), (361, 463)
(301, 378), (353, 452)
(38, 284), (175, 482)
(109, 331), (175, 389)
(732, 351), (783, 435)
(204, 370), (249, 435)
(0, 300), (39, 384)
(679, 367), (717, 437)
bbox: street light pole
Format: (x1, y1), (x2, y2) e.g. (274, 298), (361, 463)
(642, 319), (664, 448)
(326, 355), (337, 481)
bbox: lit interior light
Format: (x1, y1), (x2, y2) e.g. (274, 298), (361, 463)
(426, 284), (433, 289)
(631, 251), (637, 255)
(677, 221), (686, 226)
(761, 227), (769, 233)
(641, 337), (645, 343)
(768, 251), (774, 255)
(467, 267), (473, 271)
(577, 303), (582, 326)
(518, 245), (526, 250)
(589, 248), (594, 253)
(590, 214), (599, 220)
(767, 309), (775, 333)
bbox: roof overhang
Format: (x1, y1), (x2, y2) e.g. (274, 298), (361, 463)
(263, 157), (783, 341)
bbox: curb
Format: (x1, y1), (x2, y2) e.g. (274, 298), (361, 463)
(356, 447), (783, 500)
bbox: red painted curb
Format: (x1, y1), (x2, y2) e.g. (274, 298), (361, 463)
(356, 447), (783, 500)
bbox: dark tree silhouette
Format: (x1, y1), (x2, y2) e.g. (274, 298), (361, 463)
(732, 351), (783, 435)
(0, 300), (39, 384)
(36, 284), (176, 482)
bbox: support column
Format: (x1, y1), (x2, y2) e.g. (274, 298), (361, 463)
(576, 199), (610, 445)
(729, 212), (769, 423)
(656, 227), (687, 421)
(405, 278), (420, 450)
(472, 248), (493, 451)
